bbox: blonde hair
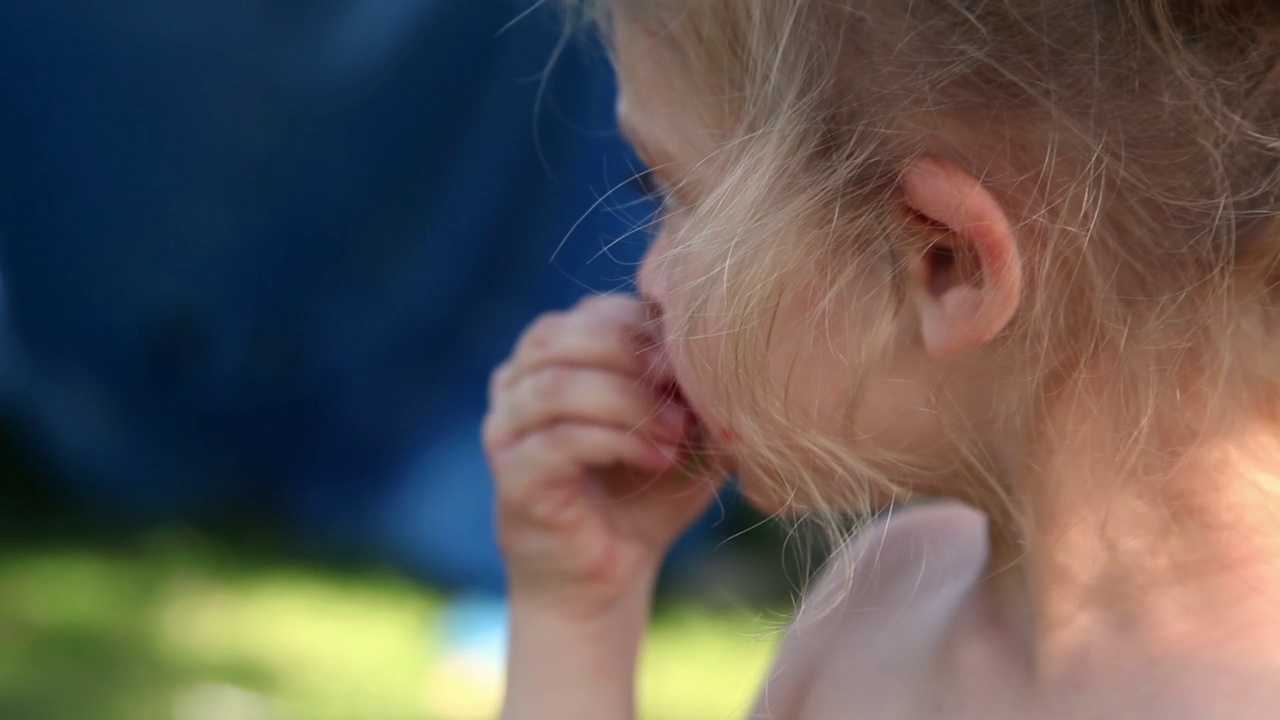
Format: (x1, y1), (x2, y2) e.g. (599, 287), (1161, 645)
(578, 1), (1280, 549)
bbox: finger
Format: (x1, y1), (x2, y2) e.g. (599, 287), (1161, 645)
(487, 367), (691, 451)
(572, 295), (674, 383)
(498, 302), (661, 392)
(492, 423), (683, 508)
(572, 293), (651, 325)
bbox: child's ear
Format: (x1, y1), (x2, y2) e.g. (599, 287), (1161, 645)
(900, 157), (1022, 358)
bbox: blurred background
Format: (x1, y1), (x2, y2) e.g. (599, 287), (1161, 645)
(0, 1), (803, 718)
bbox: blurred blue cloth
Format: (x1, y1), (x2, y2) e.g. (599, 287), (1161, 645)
(0, 0), (655, 591)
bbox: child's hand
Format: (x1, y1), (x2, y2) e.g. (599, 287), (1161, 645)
(484, 294), (725, 620)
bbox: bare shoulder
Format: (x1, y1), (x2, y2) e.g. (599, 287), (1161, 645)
(749, 502), (990, 720)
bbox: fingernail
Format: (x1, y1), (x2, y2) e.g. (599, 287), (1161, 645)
(641, 346), (672, 377)
(653, 442), (683, 466)
(641, 350), (664, 377)
(656, 405), (688, 438)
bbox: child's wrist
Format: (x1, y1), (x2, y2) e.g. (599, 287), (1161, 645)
(503, 581), (655, 720)
(507, 562), (660, 629)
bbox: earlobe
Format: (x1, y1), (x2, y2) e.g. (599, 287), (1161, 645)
(900, 157), (1022, 358)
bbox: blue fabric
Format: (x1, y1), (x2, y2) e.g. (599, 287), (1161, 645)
(0, 0), (656, 591)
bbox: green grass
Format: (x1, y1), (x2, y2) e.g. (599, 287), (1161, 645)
(0, 528), (780, 720)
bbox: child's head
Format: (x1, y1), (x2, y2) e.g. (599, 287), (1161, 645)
(592, 1), (1280, 529)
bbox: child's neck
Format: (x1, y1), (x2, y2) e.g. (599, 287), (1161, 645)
(987, 408), (1280, 682)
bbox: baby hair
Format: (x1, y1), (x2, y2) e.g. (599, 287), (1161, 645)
(577, 0), (1280, 553)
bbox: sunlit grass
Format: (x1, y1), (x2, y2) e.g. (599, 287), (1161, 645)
(0, 530), (779, 720)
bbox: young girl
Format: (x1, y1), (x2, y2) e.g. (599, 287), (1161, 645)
(484, 1), (1280, 717)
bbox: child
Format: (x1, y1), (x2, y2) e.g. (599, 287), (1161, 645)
(484, 1), (1280, 717)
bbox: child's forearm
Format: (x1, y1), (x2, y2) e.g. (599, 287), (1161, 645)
(501, 582), (654, 720)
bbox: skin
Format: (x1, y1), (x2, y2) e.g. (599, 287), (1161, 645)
(485, 19), (1280, 720)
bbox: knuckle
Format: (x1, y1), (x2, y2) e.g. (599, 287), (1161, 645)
(493, 473), (532, 512)
(480, 413), (505, 454)
(489, 362), (514, 397)
(491, 438), (561, 501)
(528, 366), (572, 404)
(530, 424), (573, 456)
(489, 449), (532, 501)
(520, 313), (564, 352)
(532, 422), (568, 450)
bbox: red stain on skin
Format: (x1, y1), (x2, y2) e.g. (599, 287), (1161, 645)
(719, 428), (735, 444)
